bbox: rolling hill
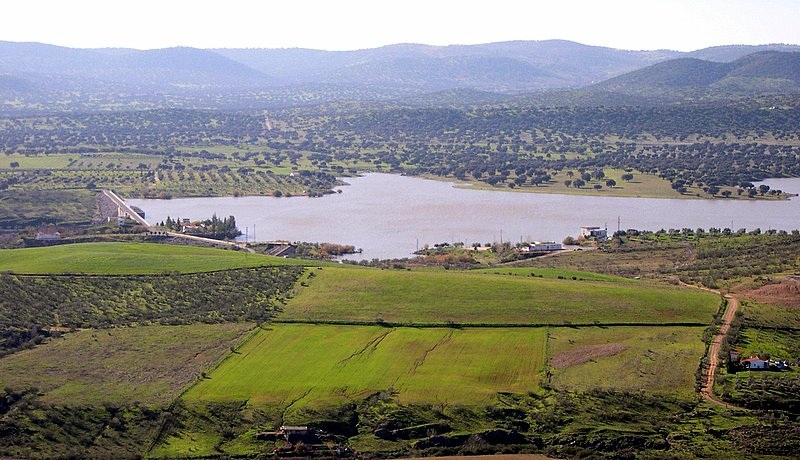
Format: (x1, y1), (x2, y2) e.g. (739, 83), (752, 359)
(1, 40), (799, 111)
(590, 50), (800, 100)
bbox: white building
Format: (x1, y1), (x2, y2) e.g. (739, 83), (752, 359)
(520, 241), (563, 252)
(580, 226), (607, 239)
(741, 356), (768, 370)
(530, 241), (563, 251)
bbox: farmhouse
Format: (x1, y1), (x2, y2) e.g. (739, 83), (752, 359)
(519, 241), (563, 252)
(740, 356), (768, 370)
(278, 426), (315, 443)
(580, 226), (607, 239)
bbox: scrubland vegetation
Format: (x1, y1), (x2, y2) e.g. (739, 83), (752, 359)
(0, 222), (797, 458)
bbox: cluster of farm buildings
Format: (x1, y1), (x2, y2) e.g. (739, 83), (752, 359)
(729, 351), (794, 371)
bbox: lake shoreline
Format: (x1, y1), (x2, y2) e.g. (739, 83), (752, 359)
(128, 174), (800, 261)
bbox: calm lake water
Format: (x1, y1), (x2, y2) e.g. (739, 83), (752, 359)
(128, 174), (800, 260)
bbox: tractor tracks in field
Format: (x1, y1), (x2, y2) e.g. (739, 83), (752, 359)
(409, 329), (454, 375)
(337, 328), (395, 365)
(280, 387), (314, 423)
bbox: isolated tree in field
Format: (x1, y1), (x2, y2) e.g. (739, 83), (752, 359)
(573, 179), (585, 188)
(564, 180), (572, 187)
(9, 162), (19, 168)
(621, 173), (634, 181)
(605, 179), (616, 187)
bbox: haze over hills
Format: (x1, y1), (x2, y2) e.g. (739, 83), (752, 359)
(591, 50), (800, 100)
(1, 39), (799, 111)
(212, 40), (679, 90)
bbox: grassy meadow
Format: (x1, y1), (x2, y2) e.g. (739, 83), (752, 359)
(282, 267), (720, 325)
(471, 266), (634, 282)
(740, 299), (800, 329)
(183, 324), (547, 411)
(547, 326), (707, 396)
(0, 242), (313, 274)
(0, 323), (253, 405)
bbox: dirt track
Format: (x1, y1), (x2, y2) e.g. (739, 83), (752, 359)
(699, 293), (747, 410)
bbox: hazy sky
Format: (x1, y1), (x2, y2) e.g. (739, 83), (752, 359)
(3, 0), (799, 51)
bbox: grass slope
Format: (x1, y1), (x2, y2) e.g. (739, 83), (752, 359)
(471, 267), (633, 282)
(0, 189), (99, 227)
(0, 242), (312, 274)
(0, 323), (252, 405)
(282, 267), (719, 325)
(184, 324), (547, 410)
(740, 299), (800, 329)
(547, 326), (707, 396)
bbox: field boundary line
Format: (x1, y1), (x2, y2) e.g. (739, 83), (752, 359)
(270, 319), (708, 328)
(3, 265), (305, 278)
(143, 323), (263, 456)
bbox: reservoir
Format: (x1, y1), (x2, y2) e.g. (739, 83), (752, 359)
(128, 174), (800, 260)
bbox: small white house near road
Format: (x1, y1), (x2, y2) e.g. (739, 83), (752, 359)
(741, 356), (768, 370)
(580, 226), (607, 239)
(530, 241), (563, 251)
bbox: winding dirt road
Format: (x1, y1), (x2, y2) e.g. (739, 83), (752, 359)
(699, 293), (748, 410)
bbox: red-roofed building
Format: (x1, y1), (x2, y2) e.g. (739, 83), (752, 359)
(740, 356), (768, 370)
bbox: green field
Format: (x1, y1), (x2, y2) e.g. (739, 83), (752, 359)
(0, 242), (313, 274)
(548, 326), (706, 396)
(735, 328), (800, 361)
(282, 267), (720, 325)
(471, 266), (634, 282)
(0, 323), (253, 405)
(184, 324), (547, 410)
(740, 300), (800, 328)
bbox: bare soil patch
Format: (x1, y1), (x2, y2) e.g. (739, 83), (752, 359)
(396, 456), (555, 460)
(744, 276), (800, 308)
(550, 343), (627, 369)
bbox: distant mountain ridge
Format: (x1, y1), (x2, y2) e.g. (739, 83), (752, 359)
(211, 40), (680, 90)
(0, 40), (799, 111)
(0, 42), (272, 90)
(591, 50), (800, 99)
